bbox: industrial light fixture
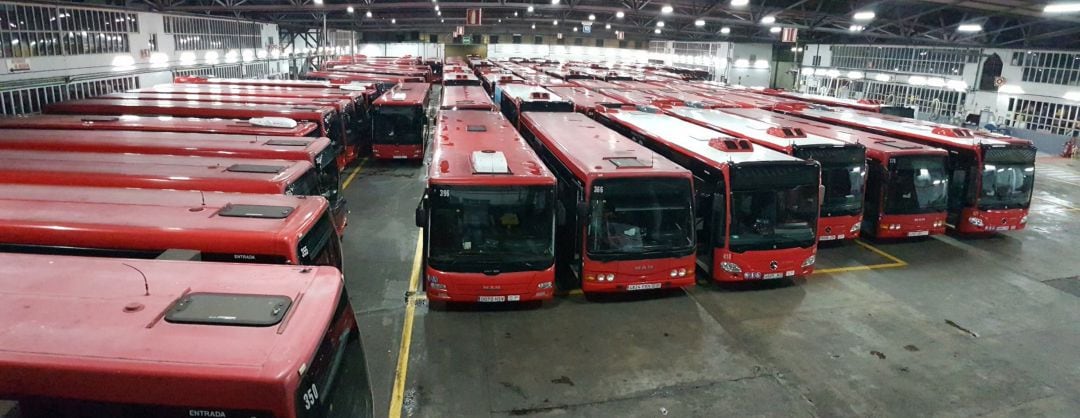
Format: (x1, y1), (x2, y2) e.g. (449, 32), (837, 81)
(553, 19), (558, 25)
(853, 11), (875, 21)
(616, 11), (625, 18)
(434, 5), (439, 11)
(527, 5), (534, 13)
(514, 11), (518, 16)
(769, 26), (781, 33)
(573, 26), (578, 31)
(908, 76), (927, 86)
(346, 6), (354, 13)
(531, 23), (536, 29)
(1062, 91), (1080, 101)
(589, 14), (596, 20)
(656, 21), (665, 27)
(552, 0), (560, 4)
(313, 0), (323, 5)
(720, 26), (731, 34)
(731, 0), (749, 7)
(661, 5), (673, 14)
(654, 28), (661, 34)
(761, 15), (776, 24)
(874, 73), (891, 82)
(849, 24), (865, 32)
(1044, 2), (1080, 13)
(437, 11), (441, 16)
(847, 71), (864, 79)
(957, 23), (982, 32)
(391, 18), (396, 24)
(605, 23), (611, 29)
(365, 10), (372, 18)
(695, 19), (706, 27)
(441, 18), (445, 23)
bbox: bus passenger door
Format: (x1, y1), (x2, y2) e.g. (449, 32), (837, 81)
(865, 161), (884, 233)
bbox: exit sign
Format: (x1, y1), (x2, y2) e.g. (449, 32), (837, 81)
(462, 37), (472, 45)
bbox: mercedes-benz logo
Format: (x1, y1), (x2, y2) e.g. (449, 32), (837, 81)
(769, 261), (779, 271)
(825, 227), (832, 234)
(1001, 218), (1007, 225)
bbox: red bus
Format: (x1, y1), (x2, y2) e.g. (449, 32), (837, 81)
(0, 185), (342, 269)
(440, 85), (497, 111)
(518, 111), (696, 293)
(370, 82), (432, 160)
(596, 107), (820, 282)
(598, 88), (683, 108)
(101, 92), (361, 165)
(442, 72), (482, 86)
(414, 110), (557, 303)
(665, 106), (867, 241)
(481, 73), (525, 96)
(43, 99), (349, 168)
(761, 89), (915, 117)
(777, 104), (1036, 234)
(0, 129), (344, 234)
(721, 109), (950, 238)
(544, 86), (624, 117)
(0, 252), (372, 418)
(175, 75), (334, 88)
(0, 113), (320, 137)
(301, 71), (422, 91)
(498, 84), (574, 128)
(569, 79), (620, 90)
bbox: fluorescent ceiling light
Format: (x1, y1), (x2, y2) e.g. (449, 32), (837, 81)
(731, 0), (749, 6)
(754, 60), (769, 69)
(720, 26), (731, 34)
(605, 23), (611, 29)
(346, 6), (354, 13)
(849, 25), (865, 32)
(1044, 3), (1080, 13)
(616, 11), (625, 18)
(761, 15), (776, 24)
(957, 24), (982, 32)
(734, 58), (750, 68)
(926, 77), (945, 87)
(654, 28), (661, 34)
(874, 73), (891, 82)
(657, 21), (665, 27)
(853, 11), (875, 21)
(589, 14), (596, 20)
(552, 0), (560, 4)
(695, 19), (706, 27)
(1063, 91), (1080, 101)
(661, 5), (673, 14)
(769, 26), (781, 33)
(847, 71), (864, 79)
(365, 10), (372, 17)
(527, 6), (534, 12)
(313, 0), (323, 4)
(908, 76), (927, 86)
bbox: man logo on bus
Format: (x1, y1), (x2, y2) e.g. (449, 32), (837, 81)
(770, 261), (779, 271)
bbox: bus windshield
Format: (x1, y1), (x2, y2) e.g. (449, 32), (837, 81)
(821, 163), (865, 217)
(288, 169), (323, 199)
(428, 185), (554, 273)
(885, 156), (949, 215)
(298, 214), (343, 270)
(979, 163), (1034, 210)
(372, 106), (424, 145)
(586, 178), (694, 260)
(729, 185), (818, 252)
(294, 299), (373, 418)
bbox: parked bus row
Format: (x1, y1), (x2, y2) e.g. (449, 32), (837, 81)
(0, 74), (386, 418)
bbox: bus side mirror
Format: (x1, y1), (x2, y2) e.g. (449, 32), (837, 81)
(415, 196), (428, 228)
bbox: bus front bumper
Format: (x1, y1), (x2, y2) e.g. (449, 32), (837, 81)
(425, 267), (556, 303)
(954, 208), (1029, 234)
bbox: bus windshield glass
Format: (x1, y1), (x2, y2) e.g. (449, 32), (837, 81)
(884, 156), (949, 214)
(821, 163), (865, 217)
(729, 164), (819, 252)
(428, 185), (554, 272)
(288, 169), (323, 199)
(586, 178), (694, 260)
(298, 214), (343, 270)
(294, 299), (373, 418)
(372, 106), (424, 145)
(978, 147), (1036, 210)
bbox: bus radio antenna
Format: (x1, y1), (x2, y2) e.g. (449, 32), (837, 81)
(200, 190), (207, 207)
(122, 263), (150, 296)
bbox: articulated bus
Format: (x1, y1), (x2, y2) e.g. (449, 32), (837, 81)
(0, 185), (342, 269)
(761, 89), (915, 117)
(723, 109), (950, 239)
(595, 107), (820, 282)
(0, 252), (372, 418)
(102, 92), (360, 163)
(544, 86), (624, 117)
(370, 82), (432, 160)
(518, 111), (696, 293)
(777, 104), (1036, 234)
(414, 110), (557, 303)
(665, 106), (867, 242)
(498, 84), (574, 128)
(440, 85), (497, 111)
(0, 129), (344, 235)
(43, 99), (350, 168)
(0, 113), (321, 137)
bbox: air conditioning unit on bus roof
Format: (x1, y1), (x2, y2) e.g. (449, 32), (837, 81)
(471, 150), (510, 174)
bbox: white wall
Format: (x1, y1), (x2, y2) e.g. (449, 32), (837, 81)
(726, 43), (773, 87)
(354, 43), (443, 60)
(488, 43), (650, 63)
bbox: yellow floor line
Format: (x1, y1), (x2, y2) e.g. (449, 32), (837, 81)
(388, 229), (423, 418)
(814, 262), (907, 275)
(853, 239), (908, 266)
(341, 157), (369, 190)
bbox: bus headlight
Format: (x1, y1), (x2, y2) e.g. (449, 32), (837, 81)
(670, 269), (678, 277)
(1020, 215), (1028, 224)
(538, 281), (553, 289)
(850, 223), (861, 233)
(802, 255), (816, 267)
(678, 268), (687, 277)
(720, 262), (742, 273)
(933, 220), (944, 228)
(597, 273), (615, 282)
(968, 217), (984, 227)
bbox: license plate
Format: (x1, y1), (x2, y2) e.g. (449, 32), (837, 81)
(393, 155), (407, 159)
(477, 295), (506, 302)
(994, 226), (1010, 231)
(907, 230), (929, 237)
(820, 235), (837, 241)
(763, 272), (784, 280)
(627, 283), (662, 291)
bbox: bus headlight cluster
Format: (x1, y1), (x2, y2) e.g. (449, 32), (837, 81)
(802, 255), (816, 267)
(670, 268), (688, 277)
(720, 262), (742, 273)
(1020, 215), (1028, 224)
(597, 273), (615, 282)
(885, 224), (902, 230)
(968, 217), (984, 227)
(933, 220), (945, 228)
(850, 223), (861, 233)
(538, 281), (553, 289)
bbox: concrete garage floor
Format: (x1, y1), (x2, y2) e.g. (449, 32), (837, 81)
(342, 130), (1080, 417)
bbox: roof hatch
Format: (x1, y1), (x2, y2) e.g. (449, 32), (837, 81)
(218, 204), (295, 219)
(471, 150), (510, 174)
(530, 92), (550, 100)
(467, 125), (487, 132)
(227, 164), (286, 174)
(766, 127), (807, 138)
(932, 127), (974, 138)
(605, 156), (653, 168)
(878, 140), (923, 150)
(391, 92), (407, 101)
(709, 137), (754, 152)
(165, 293), (292, 327)
(264, 139), (311, 147)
